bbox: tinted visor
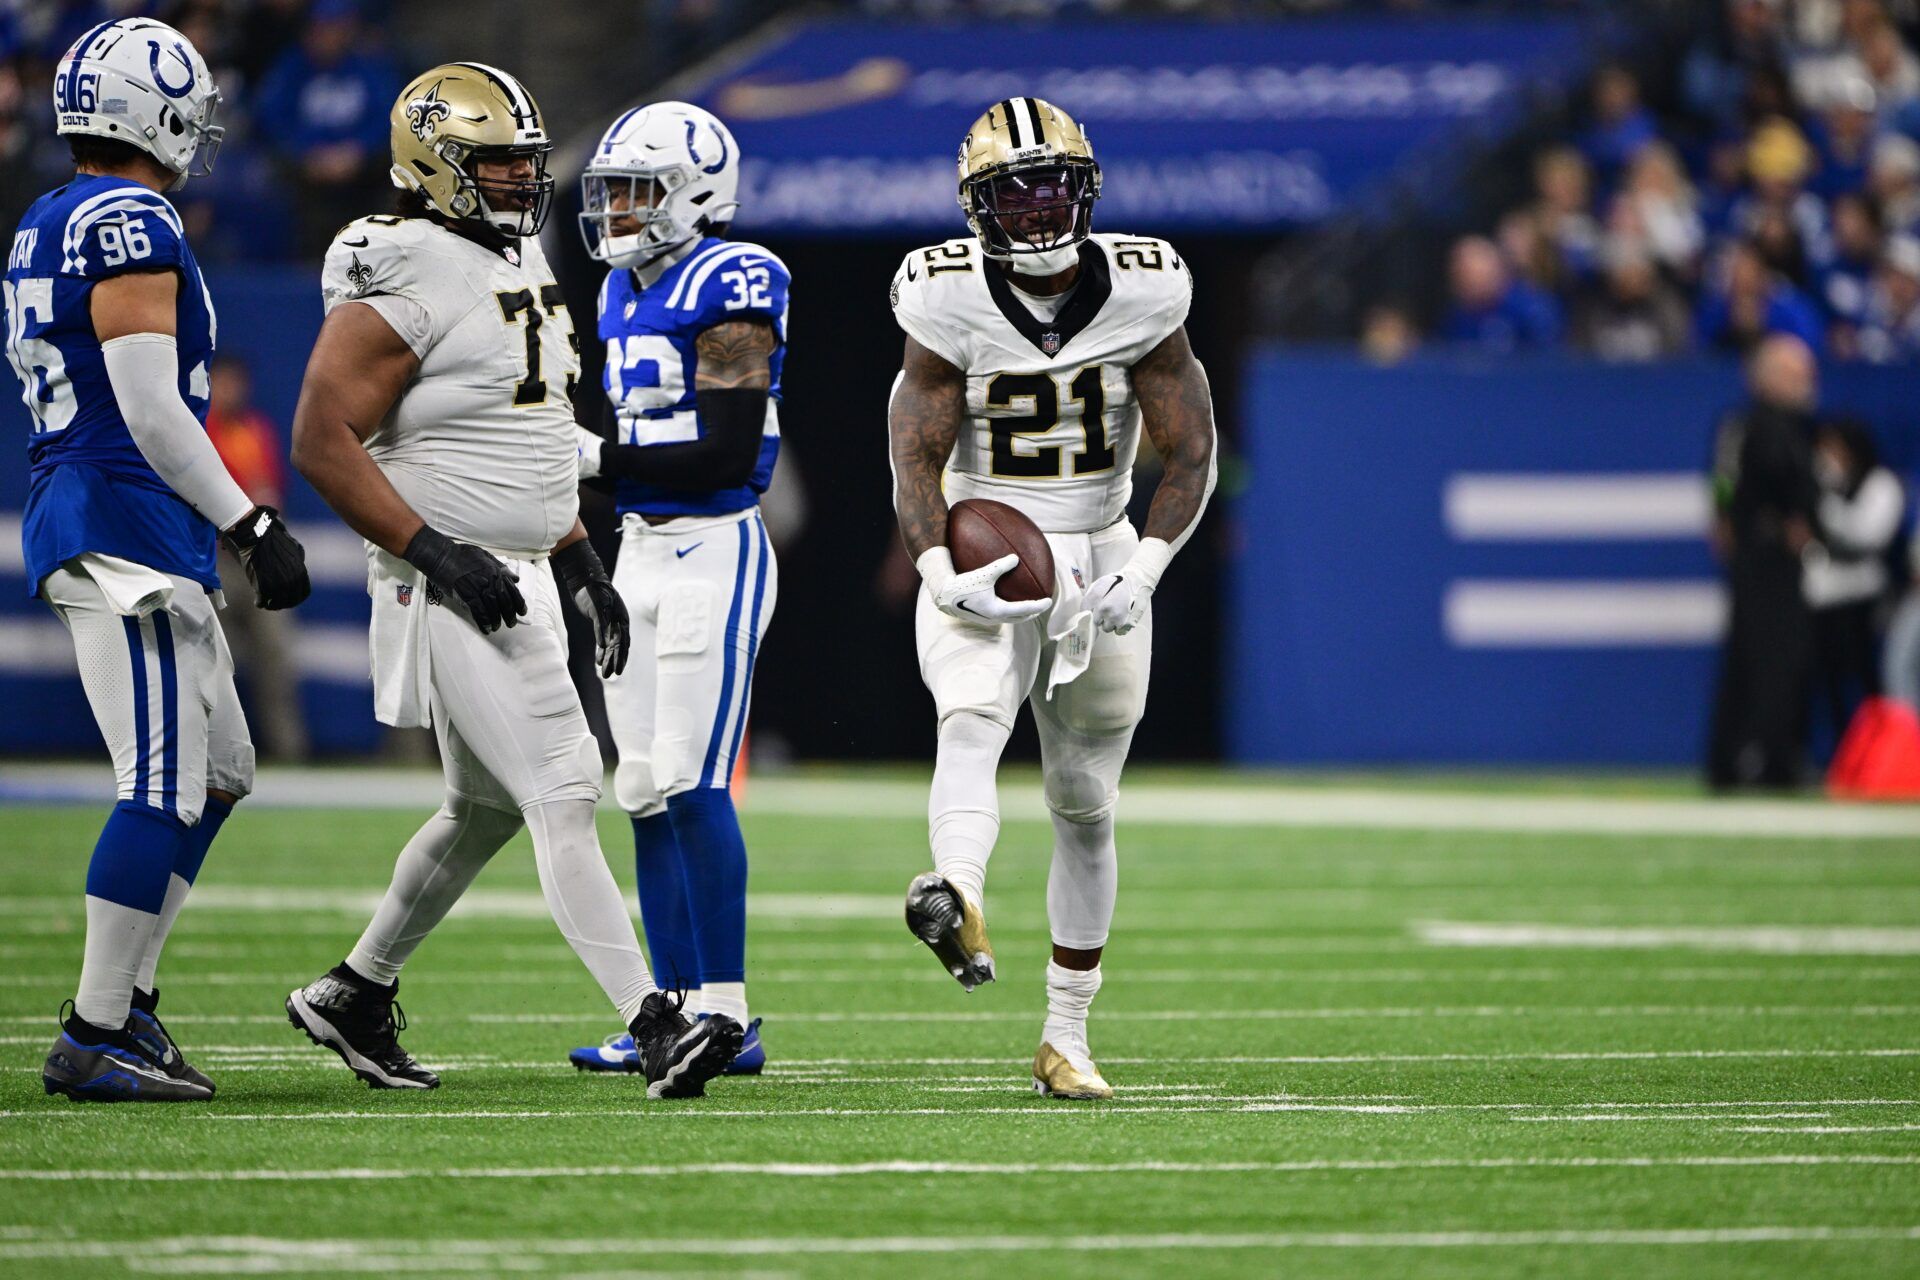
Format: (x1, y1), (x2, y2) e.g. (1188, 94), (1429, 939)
(971, 162), (1094, 254)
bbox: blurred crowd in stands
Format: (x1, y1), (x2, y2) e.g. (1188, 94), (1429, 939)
(2, 0), (403, 259)
(1389, 0), (1920, 366)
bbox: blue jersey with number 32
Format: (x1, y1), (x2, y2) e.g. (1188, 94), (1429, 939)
(600, 237), (788, 518)
(5, 174), (219, 596)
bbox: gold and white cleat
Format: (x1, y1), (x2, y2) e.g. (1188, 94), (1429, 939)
(1031, 1041), (1113, 1100)
(904, 873), (996, 991)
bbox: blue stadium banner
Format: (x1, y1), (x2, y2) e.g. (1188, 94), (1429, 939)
(685, 17), (1598, 234)
(1229, 352), (1920, 766)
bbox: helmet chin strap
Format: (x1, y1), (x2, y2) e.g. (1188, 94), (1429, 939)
(631, 230), (704, 288)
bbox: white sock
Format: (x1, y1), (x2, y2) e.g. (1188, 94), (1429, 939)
(133, 873), (192, 993)
(76, 896), (160, 1028)
(348, 799), (521, 985)
(929, 712), (1009, 911)
(702, 981), (747, 1026)
(524, 798), (657, 1026)
(1043, 960), (1103, 1067)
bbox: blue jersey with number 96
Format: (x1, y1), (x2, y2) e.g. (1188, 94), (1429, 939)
(599, 236), (788, 518)
(5, 174), (219, 597)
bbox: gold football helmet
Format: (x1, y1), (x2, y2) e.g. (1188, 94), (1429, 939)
(958, 97), (1101, 269)
(389, 62), (553, 237)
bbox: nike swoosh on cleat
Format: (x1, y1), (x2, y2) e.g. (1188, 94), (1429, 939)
(675, 543), (702, 559)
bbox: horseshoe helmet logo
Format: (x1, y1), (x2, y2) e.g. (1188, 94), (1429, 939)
(406, 83), (453, 141)
(148, 40), (196, 98)
(684, 118), (729, 175)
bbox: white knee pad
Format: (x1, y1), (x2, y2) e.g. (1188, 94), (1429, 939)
(207, 736), (255, 803)
(614, 757), (665, 816)
(651, 707), (700, 800)
(1044, 764), (1118, 825)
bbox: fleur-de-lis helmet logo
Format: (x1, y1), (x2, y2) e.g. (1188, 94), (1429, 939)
(346, 253), (373, 295)
(406, 82), (452, 141)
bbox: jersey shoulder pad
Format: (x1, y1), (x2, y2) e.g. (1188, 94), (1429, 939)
(57, 184), (185, 280)
(320, 216), (437, 312)
(889, 238), (979, 367)
(666, 240), (791, 330)
(1096, 233), (1192, 340)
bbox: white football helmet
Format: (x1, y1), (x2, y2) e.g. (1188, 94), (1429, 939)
(53, 17), (223, 190)
(580, 101), (741, 271)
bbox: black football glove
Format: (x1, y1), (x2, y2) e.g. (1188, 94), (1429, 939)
(552, 537), (629, 678)
(403, 525), (526, 634)
(222, 505), (311, 610)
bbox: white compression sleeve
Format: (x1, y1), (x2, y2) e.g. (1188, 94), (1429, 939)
(101, 334), (253, 532)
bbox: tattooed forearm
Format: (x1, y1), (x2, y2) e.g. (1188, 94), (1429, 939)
(889, 337), (967, 560)
(693, 319), (777, 390)
(1132, 326), (1217, 548)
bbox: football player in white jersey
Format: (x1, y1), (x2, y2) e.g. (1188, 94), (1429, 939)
(283, 64), (743, 1098)
(888, 98), (1217, 1099)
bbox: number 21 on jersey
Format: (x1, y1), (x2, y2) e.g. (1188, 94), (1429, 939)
(986, 363), (1116, 479)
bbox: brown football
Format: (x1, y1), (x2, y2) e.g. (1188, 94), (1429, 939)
(948, 499), (1054, 602)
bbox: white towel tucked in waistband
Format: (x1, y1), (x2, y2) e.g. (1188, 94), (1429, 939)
(73, 553), (175, 617)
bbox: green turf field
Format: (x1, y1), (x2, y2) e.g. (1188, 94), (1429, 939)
(2, 768), (1918, 1278)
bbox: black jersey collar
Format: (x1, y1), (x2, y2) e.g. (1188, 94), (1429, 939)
(985, 238), (1112, 358)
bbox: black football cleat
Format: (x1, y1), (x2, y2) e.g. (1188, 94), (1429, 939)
(286, 965), (439, 1089)
(43, 1005), (212, 1103)
(905, 873), (996, 991)
(628, 990), (742, 1099)
(128, 987), (215, 1096)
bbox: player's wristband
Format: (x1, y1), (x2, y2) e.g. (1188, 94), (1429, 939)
(551, 536), (610, 595)
(915, 546), (956, 593)
(1124, 537), (1174, 593)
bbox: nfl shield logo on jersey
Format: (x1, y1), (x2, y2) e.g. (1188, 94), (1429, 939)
(1041, 331), (1062, 356)
(396, 583), (413, 607)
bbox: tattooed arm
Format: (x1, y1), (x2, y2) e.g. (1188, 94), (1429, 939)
(1083, 326), (1218, 635)
(590, 318), (776, 491)
(1131, 326), (1218, 552)
(889, 335), (1048, 623)
(888, 335), (968, 561)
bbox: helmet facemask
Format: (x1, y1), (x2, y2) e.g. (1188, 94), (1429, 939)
(158, 87), (224, 190)
(580, 163), (735, 270)
(964, 159), (1099, 276)
(459, 141), (554, 237)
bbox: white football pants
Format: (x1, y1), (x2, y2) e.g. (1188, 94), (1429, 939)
(42, 562), (255, 823)
(603, 509), (778, 815)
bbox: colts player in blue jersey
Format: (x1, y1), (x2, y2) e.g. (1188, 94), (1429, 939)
(568, 102), (787, 1075)
(6, 18), (310, 1102)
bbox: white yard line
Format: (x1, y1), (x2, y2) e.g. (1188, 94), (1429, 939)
(3, 1156), (1919, 1183)
(1735, 1124), (1920, 1134)
(1418, 922), (1920, 956)
(5, 1098), (1914, 1123)
(466, 1005), (1920, 1023)
(1508, 1113), (1832, 1123)
(9, 1227), (1920, 1273)
(10, 764), (1920, 838)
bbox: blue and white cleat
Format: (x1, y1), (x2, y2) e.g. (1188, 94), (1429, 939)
(569, 1031), (640, 1073)
(128, 987), (215, 1095)
(570, 1016), (765, 1076)
(42, 1006), (212, 1103)
(718, 1016), (764, 1075)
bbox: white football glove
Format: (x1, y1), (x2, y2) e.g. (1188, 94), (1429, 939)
(575, 425), (604, 480)
(917, 547), (1052, 625)
(1085, 537), (1174, 635)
